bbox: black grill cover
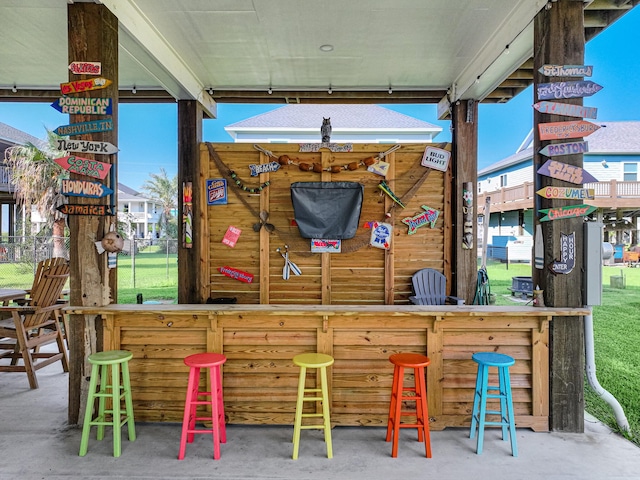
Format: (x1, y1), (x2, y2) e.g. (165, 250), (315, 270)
(291, 182), (364, 239)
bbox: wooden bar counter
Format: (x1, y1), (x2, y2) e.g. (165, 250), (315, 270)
(66, 304), (588, 431)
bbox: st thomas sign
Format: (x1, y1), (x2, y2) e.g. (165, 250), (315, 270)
(538, 65), (593, 77)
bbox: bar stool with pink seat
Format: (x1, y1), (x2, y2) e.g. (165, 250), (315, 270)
(178, 352), (227, 460)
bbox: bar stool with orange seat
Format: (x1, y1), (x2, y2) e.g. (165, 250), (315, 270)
(178, 352), (227, 460)
(386, 352), (432, 458)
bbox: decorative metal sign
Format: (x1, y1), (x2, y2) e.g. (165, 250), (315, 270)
(57, 204), (115, 216)
(537, 81), (602, 100)
(60, 77), (112, 95)
(183, 182), (193, 249)
(401, 205), (440, 235)
(369, 221), (392, 250)
(218, 266), (254, 283)
(536, 186), (594, 200)
(54, 155), (112, 180)
(68, 61), (102, 75)
(51, 97), (112, 115)
(550, 232), (576, 274)
(539, 141), (589, 157)
(56, 138), (118, 155)
(538, 204), (596, 222)
(299, 143), (353, 153)
(61, 179), (113, 198)
(533, 101), (597, 119)
(249, 161), (280, 176)
(538, 65), (593, 77)
(538, 120), (600, 140)
(420, 146), (451, 172)
(206, 178), (227, 205)
(54, 119), (113, 136)
(537, 159), (598, 184)
(462, 182), (474, 250)
(311, 239), (341, 253)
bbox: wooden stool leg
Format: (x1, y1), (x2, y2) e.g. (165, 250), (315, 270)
(79, 364), (100, 456)
(476, 364), (489, 455)
(96, 364), (108, 441)
(415, 366), (431, 458)
(111, 362), (122, 457)
(178, 366), (199, 460)
(121, 359), (136, 442)
(292, 366), (306, 460)
(470, 362), (483, 439)
(216, 365), (227, 444)
(319, 366), (332, 459)
(386, 364), (400, 443)
(209, 366), (221, 460)
(391, 365), (404, 458)
(504, 367), (518, 457)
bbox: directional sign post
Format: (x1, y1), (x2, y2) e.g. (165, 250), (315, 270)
(51, 97), (112, 115)
(538, 65), (593, 77)
(56, 138), (118, 155)
(539, 141), (589, 157)
(536, 186), (595, 200)
(538, 121), (600, 140)
(61, 179), (113, 198)
(54, 119), (113, 137)
(57, 204), (115, 216)
(537, 159), (598, 184)
(60, 77), (111, 95)
(533, 101), (597, 119)
(537, 81), (602, 100)
(68, 61), (101, 75)
(539, 204), (596, 222)
(54, 155), (112, 180)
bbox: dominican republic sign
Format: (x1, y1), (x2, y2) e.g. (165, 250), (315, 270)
(57, 204), (115, 216)
(536, 186), (594, 200)
(537, 159), (598, 184)
(68, 61), (101, 75)
(539, 204), (596, 222)
(533, 101), (597, 119)
(551, 232), (576, 274)
(54, 155), (112, 180)
(538, 120), (600, 140)
(421, 146), (451, 172)
(54, 119), (113, 136)
(539, 141), (589, 157)
(537, 81), (602, 100)
(60, 77), (111, 95)
(538, 65), (593, 77)
(51, 97), (112, 115)
(56, 138), (118, 155)
(61, 179), (113, 198)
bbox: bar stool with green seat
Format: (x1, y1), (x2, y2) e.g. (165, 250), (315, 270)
(292, 352), (334, 460)
(79, 350), (136, 457)
(469, 352), (517, 456)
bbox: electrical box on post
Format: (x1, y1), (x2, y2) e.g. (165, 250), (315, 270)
(583, 221), (603, 306)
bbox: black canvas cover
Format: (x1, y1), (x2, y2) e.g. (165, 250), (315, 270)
(290, 182), (364, 239)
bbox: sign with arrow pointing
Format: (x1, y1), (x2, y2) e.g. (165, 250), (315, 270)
(56, 138), (118, 155)
(538, 65), (593, 77)
(57, 204), (115, 216)
(61, 179), (113, 198)
(54, 155), (112, 180)
(539, 141), (589, 157)
(537, 81), (602, 100)
(537, 159), (598, 184)
(51, 97), (112, 115)
(533, 101), (597, 119)
(68, 61), (101, 75)
(54, 119), (113, 137)
(60, 77), (111, 95)
(550, 232), (576, 274)
(538, 120), (600, 140)
(539, 204), (596, 222)
(536, 186), (594, 200)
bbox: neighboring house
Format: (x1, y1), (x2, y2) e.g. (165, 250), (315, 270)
(225, 104), (442, 143)
(477, 121), (640, 247)
(116, 183), (162, 239)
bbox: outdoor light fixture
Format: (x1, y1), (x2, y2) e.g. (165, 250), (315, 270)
(319, 44), (334, 52)
(132, 85), (137, 94)
(328, 85), (332, 94)
(504, 44), (510, 55)
(475, 76), (481, 85)
(388, 86), (393, 94)
(11, 85), (17, 93)
(268, 87), (273, 95)
(208, 87), (214, 95)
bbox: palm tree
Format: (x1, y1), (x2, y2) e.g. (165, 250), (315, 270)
(4, 129), (68, 258)
(141, 168), (177, 238)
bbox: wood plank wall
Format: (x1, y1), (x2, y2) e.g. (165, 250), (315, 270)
(202, 143), (451, 305)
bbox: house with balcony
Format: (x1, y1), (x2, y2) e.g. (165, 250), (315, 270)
(477, 121), (640, 249)
(116, 183), (162, 239)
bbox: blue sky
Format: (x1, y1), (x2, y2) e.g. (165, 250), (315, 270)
(1, 7), (638, 191)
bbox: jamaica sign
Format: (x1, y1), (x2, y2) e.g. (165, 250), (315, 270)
(57, 204), (115, 216)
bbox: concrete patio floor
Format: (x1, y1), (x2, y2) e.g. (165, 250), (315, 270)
(1, 364), (639, 480)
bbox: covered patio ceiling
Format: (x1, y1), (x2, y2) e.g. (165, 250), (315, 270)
(0, 0), (636, 117)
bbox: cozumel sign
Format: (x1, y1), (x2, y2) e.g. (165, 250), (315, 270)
(538, 204), (596, 222)
(54, 156), (112, 180)
(536, 186), (594, 200)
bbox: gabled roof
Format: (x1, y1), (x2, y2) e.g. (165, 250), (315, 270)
(0, 121), (47, 151)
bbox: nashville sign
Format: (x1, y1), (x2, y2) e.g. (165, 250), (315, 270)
(57, 204), (115, 216)
(538, 65), (593, 77)
(54, 155), (112, 180)
(539, 141), (589, 158)
(539, 204), (596, 222)
(61, 179), (113, 199)
(537, 81), (602, 100)
(536, 186), (594, 200)
(68, 61), (101, 75)
(537, 159), (598, 184)
(56, 138), (118, 155)
(54, 119), (113, 136)
(538, 120), (600, 140)
(51, 97), (112, 115)
(533, 101), (597, 119)
(60, 77), (111, 95)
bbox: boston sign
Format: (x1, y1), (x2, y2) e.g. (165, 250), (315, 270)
(538, 120), (600, 140)
(537, 81), (602, 100)
(539, 141), (589, 158)
(51, 97), (112, 115)
(56, 138), (118, 155)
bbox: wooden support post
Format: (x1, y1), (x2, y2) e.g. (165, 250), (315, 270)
(452, 100), (478, 303)
(177, 101), (205, 303)
(533, 0), (585, 432)
(67, 2), (118, 425)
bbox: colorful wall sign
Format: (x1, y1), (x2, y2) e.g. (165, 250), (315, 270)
(538, 204), (596, 222)
(378, 181), (405, 208)
(369, 221), (392, 250)
(299, 143), (353, 153)
(51, 97), (112, 115)
(206, 178), (227, 205)
(537, 81), (602, 100)
(222, 226), (242, 248)
(60, 77), (112, 95)
(56, 138), (118, 155)
(54, 119), (113, 136)
(421, 146), (451, 172)
(539, 141), (589, 157)
(61, 179), (113, 198)
(249, 161), (280, 176)
(401, 205), (440, 235)
(218, 266), (253, 283)
(462, 182), (474, 250)
(533, 101), (597, 119)
(54, 155), (112, 180)
(183, 182), (193, 249)
(68, 61), (102, 75)
(537, 159), (598, 184)
(550, 232), (576, 274)
(57, 204), (115, 216)
(536, 186), (594, 200)
(538, 65), (593, 77)
(538, 120), (600, 140)
(311, 239), (341, 253)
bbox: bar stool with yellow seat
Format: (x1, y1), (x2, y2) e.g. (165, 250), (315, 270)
(386, 353), (432, 458)
(79, 350), (136, 457)
(292, 352), (334, 460)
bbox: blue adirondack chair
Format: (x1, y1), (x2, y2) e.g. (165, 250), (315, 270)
(409, 268), (464, 305)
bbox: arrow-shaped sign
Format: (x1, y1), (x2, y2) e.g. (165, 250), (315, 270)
(550, 232), (576, 274)
(536, 186), (594, 200)
(57, 204), (115, 216)
(60, 77), (111, 95)
(537, 159), (598, 184)
(538, 65), (593, 77)
(539, 141), (589, 158)
(56, 138), (118, 155)
(539, 204), (596, 222)
(54, 155), (112, 180)
(61, 179), (113, 198)
(533, 101), (597, 119)
(537, 81), (602, 100)
(54, 119), (113, 137)
(68, 61), (101, 75)
(538, 120), (600, 141)
(51, 97), (112, 115)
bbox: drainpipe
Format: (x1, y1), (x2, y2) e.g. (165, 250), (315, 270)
(584, 305), (630, 432)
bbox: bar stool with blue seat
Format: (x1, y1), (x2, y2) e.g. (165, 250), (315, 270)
(178, 352), (227, 460)
(79, 350), (136, 457)
(292, 352), (334, 460)
(469, 352), (517, 456)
